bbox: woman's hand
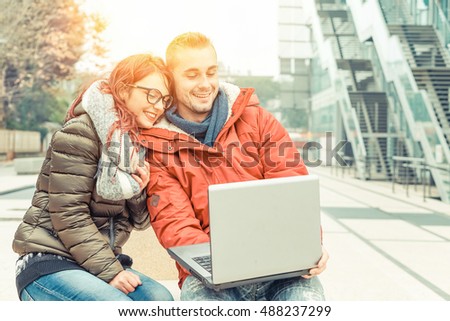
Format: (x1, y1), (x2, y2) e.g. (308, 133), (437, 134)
(132, 160), (150, 191)
(109, 270), (142, 294)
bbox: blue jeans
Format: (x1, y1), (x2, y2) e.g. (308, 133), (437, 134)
(180, 275), (325, 301)
(20, 268), (174, 301)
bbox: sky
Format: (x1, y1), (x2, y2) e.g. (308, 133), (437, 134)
(82, 0), (280, 76)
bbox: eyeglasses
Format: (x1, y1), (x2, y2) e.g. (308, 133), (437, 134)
(126, 84), (174, 110)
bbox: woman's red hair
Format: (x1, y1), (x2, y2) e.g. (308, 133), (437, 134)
(67, 54), (173, 144)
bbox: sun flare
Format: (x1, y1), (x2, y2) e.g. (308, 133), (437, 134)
(81, 0), (278, 76)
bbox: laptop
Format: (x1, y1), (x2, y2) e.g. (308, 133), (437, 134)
(167, 174), (322, 291)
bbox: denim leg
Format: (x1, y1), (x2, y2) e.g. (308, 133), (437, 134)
(126, 268), (174, 301)
(180, 276), (325, 301)
(266, 276), (325, 301)
(20, 270), (131, 301)
(181, 276), (241, 300)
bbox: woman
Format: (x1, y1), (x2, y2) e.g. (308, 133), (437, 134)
(12, 54), (174, 301)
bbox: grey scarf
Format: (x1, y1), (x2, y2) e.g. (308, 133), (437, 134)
(82, 80), (144, 200)
(165, 89), (228, 146)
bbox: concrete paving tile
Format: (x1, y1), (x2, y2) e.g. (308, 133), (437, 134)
(320, 229), (443, 300)
(340, 219), (443, 242)
(374, 240), (450, 298)
(0, 221), (21, 301)
(321, 211), (348, 233)
(422, 226), (450, 240)
(1, 163), (450, 301)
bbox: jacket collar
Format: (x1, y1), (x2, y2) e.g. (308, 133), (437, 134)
(139, 82), (258, 152)
(151, 82), (240, 133)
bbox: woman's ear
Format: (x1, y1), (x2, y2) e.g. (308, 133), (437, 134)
(118, 83), (130, 101)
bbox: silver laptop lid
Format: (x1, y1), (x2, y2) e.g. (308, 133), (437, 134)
(208, 175), (322, 284)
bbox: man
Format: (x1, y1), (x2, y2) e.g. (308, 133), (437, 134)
(141, 32), (328, 300)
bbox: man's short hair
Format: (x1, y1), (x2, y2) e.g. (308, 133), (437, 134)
(166, 32), (215, 69)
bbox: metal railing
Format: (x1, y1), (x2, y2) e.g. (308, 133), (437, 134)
(330, 154), (448, 202)
(391, 156), (450, 202)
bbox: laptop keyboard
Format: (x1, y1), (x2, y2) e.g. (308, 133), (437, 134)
(192, 255), (212, 273)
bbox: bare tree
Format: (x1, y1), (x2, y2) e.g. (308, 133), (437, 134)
(0, 0), (106, 128)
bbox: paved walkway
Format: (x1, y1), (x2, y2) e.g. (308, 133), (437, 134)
(1, 160), (450, 301)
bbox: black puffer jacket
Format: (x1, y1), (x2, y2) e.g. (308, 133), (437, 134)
(12, 105), (149, 283)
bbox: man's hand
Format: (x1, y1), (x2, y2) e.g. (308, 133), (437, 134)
(303, 247), (329, 279)
(109, 270), (142, 294)
(132, 161), (150, 191)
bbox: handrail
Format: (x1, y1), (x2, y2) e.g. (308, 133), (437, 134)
(391, 155), (449, 201)
(378, 0), (450, 56)
(431, 0), (450, 49)
(366, 44), (418, 160)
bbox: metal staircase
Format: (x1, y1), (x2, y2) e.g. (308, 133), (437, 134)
(379, 0), (415, 25)
(388, 25), (450, 147)
(312, 1), (397, 179)
(345, 0), (450, 203)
